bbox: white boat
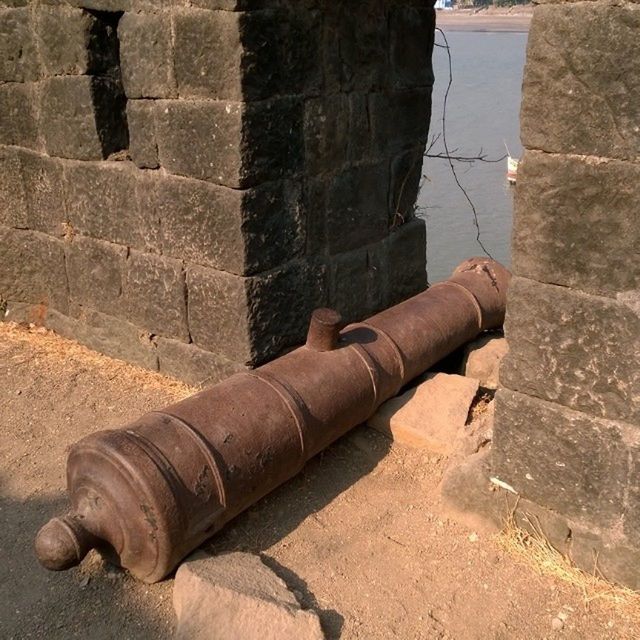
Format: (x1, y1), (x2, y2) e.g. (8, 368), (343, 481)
(507, 156), (519, 184)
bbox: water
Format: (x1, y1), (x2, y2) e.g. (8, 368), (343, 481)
(418, 29), (529, 282)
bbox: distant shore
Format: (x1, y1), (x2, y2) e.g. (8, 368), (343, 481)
(436, 7), (533, 33)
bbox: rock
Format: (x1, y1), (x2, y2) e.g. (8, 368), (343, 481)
(551, 617), (564, 632)
(368, 372), (479, 453)
(173, 552), (325, 640)
(460, 334), (508, 390)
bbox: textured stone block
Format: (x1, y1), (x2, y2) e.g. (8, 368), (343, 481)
(122, 251), (188, 340)
(156, 98), (303, 188)
(173, 9), (243, 100)
(174, 8), (319, 101)
(460, 334), (508, 391)
(326, 162), (389, 255)
(323, 3), (387, 92)
(155, 100), (243, 186)
(157, 337), (247, 387)
(126, 100), (159, 169)
(20, 149), (67, 236)
(159, 176), (304, 276)
(0, 227), (68, 313)
(389, 147), (423, 226)
(173, 552), (324, 640)
(0, 83), (40, 149)
(303, 95), (349, 176)
(187, 265), (252, 363)
(501, 277), (640, 425)
(390, 7), (435, 90)
(493, 389), (637, 530)
(188, 259), (325, 365)
(0, 147), (27, 228)
(39, 76), (128, 160)
(66, 235), (127, 316)
(386, 218), (427, 305)
(0, 7), (40, 82)
(34, 5), (119, 77)
(370, 90), (431, 154)
(368, 373), (479, 452)
(119, 12), (175, 98)
(65, 161), (160, 252)
(49, 306), (159, 371)
(512, 151), (640, 298)
(330, 243), (387, 323)
(521, 4), (640, 159)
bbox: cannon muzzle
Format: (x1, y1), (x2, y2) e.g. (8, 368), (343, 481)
(36, 258), (510, 582)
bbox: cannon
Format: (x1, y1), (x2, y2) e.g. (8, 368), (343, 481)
(35, 258), (510, 583)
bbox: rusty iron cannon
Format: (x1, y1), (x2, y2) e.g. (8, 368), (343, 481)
(35, 257), (510, 583)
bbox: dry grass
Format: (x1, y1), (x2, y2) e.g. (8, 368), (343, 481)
(0, 321), (195, 398)
(498, 511), (640, 630)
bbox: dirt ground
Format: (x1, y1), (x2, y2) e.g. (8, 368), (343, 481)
(0, 322), (636, 639)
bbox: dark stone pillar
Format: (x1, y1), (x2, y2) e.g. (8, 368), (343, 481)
(0, 0), (435, 385)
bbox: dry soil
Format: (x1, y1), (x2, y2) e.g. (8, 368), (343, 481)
(0, 322), (636, 639)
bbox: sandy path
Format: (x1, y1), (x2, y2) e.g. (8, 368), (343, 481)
(0, 322), (634, 639)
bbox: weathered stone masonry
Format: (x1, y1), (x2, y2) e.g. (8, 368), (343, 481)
(493, 0), (640, 588)
(0, 0), (435, 385)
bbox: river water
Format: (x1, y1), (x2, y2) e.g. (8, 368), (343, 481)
(418, 25), (529, 282)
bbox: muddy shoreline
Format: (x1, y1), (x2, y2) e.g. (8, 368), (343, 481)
(436, 9), (532, 33)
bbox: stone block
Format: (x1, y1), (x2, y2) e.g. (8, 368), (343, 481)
(39, 76), (128, 160)
(323, 3), (387, 92)
(303, 95), (349, 176)
(126, 100), (159, 169)
(0, 147), (27, 228)
(48, 306), (159, 371)
(155, 100), (243, 186)
(460, 334), (508, 390)
(493, 388), (636, 530)
(173, 9), (243, 100)
(0, 83), (40, 149)
(329, 243), (387, 323)
(386, 218), (427, 305)
(326, 162), (389, 255)
(156, 337), (247, 387)
(368, 373), (479, 452)
(302, 176), (327, 256)
(0, 7), (40, 82)
(64, 161), (160, 253)
(66, 235), (127, 316)
(119, 12), (175, 98)
(242, 97), (304, 186)
(187, 265), (253, 363)
(512, 151), (640, 298)
(370, 90), (431, 154)
(501, 277), (640, 425)
(188, 259), (326, 365)
(156, 97), (303, 188)
(122, 251), (188, 340)
(34, 5), (118, 77)
(521, 4), (640, 159)
(20, 150), (67, 236)
(390, 7), (435, 90)
(0, 227), (68, 313)
(389, 147), (423, 227)
(159, 176), (303, 276)
(173, 552), (324, 640)
(174, 8), (320, 101)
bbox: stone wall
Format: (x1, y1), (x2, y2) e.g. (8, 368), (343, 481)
(0, 0), (434, 385)
(493, 0), (640, 588)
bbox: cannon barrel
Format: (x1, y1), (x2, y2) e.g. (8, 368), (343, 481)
(35, 257), (510, 583)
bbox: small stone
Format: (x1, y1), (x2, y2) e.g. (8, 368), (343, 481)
(173, 551), (325, 640)
(368, 373), (479, 453)
(551, 617), (564, 631)
(468, 532), (479, 543)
